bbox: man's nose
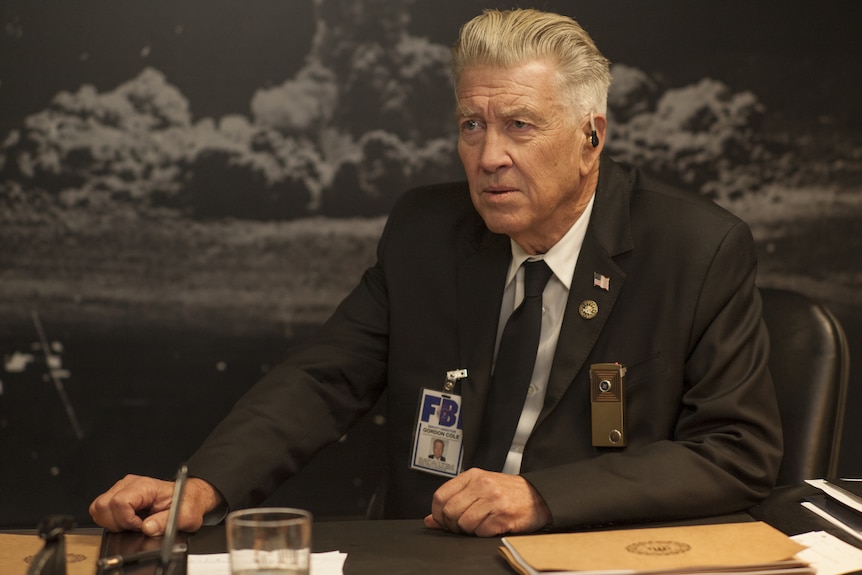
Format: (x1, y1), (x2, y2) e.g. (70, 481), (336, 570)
(478, 131), (513, 172)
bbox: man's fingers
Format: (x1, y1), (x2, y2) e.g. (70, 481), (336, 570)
(89, 476), (143, 532)
(89, 475), (174, 533)
(428, 468), (552, 537)
(141, 510), (170, 537)
(423, 514), (443, 530)
(88, 495), (143, 532)
(430, 469), (484, 533)
(444, 488), (496, 535)
(90, 475), (219, 535)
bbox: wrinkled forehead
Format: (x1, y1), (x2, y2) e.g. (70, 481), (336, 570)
(454, 61), (573, 118)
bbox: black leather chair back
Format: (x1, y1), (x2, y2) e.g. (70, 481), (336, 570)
(760, 287), (850, 485)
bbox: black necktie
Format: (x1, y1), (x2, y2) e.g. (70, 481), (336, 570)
(474, 259), (553, 471)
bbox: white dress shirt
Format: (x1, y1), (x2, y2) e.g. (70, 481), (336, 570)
(495, 194), (595, 475)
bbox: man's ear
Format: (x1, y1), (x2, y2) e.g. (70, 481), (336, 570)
(580, 112), (606, 176)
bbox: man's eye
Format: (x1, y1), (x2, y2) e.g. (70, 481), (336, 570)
(512, 120), (529, 129)
(462, 119), (480, 131)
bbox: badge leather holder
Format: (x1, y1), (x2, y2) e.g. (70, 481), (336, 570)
(590, 362), (627, 447)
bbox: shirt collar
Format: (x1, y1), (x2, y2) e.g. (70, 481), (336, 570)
(506, 192), (596, 290)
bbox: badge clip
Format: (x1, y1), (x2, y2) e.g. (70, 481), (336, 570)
(444, 368), (468, 392)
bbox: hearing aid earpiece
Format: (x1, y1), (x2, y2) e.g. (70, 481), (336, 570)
(589, 112), (599, 147)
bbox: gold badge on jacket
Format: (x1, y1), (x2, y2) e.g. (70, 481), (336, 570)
(579, 299), (599, 319)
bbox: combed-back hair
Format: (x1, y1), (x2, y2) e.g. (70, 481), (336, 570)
(452, 8), (611, 118)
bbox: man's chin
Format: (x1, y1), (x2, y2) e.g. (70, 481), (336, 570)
(478, 213), (525, 238)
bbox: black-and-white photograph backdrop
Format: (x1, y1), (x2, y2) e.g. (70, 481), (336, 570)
(1, 0), (860, 526)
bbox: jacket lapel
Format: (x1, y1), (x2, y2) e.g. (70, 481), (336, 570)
(539, 233), (624, 423)
(539, 156), (634, 425)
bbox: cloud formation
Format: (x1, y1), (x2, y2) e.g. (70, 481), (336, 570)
(1, 2), (781, 220)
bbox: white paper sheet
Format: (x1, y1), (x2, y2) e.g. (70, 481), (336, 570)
(792, 531), (862, 575)
(805, 479), (862, 514)
(187, 550), (347, 575)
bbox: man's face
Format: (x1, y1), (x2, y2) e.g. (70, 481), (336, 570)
(456, 60), (597, 254)
(433, 441), (444, 458)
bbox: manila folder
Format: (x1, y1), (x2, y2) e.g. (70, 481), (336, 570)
(500, 521), (809, 574)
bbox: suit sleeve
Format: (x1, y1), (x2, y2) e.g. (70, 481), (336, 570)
(185, 218), (395, 511)
(523, 221), (783, 528)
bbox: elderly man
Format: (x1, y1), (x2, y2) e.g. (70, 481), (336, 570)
(90, 8), (782, 538)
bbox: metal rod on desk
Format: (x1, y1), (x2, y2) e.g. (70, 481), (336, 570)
(98, 543), (187, 570)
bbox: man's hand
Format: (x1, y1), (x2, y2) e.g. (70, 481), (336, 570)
(89, 474), (222, 536)
(424, 468), (552, 537)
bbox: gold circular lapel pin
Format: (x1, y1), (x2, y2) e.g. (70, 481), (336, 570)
(579, 300), (599, 319)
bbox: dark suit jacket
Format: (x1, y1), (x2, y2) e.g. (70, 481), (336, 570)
(188, 156), (783, 529)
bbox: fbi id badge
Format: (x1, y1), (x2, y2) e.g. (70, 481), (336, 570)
(410, 370), (466, 478)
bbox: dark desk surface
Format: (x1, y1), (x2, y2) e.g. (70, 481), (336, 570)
(188, 483), (862, 574)
(192, 519), (510, 575)
(189, 514), (757, 575)
(86, 483), (862, 575)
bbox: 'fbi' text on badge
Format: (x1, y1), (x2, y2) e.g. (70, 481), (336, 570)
(420, 394), (463, 429)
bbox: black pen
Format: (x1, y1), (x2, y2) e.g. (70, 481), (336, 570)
(97, 543), (188, 570)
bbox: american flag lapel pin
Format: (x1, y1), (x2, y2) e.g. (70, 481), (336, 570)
(593, 272), (610, 291)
